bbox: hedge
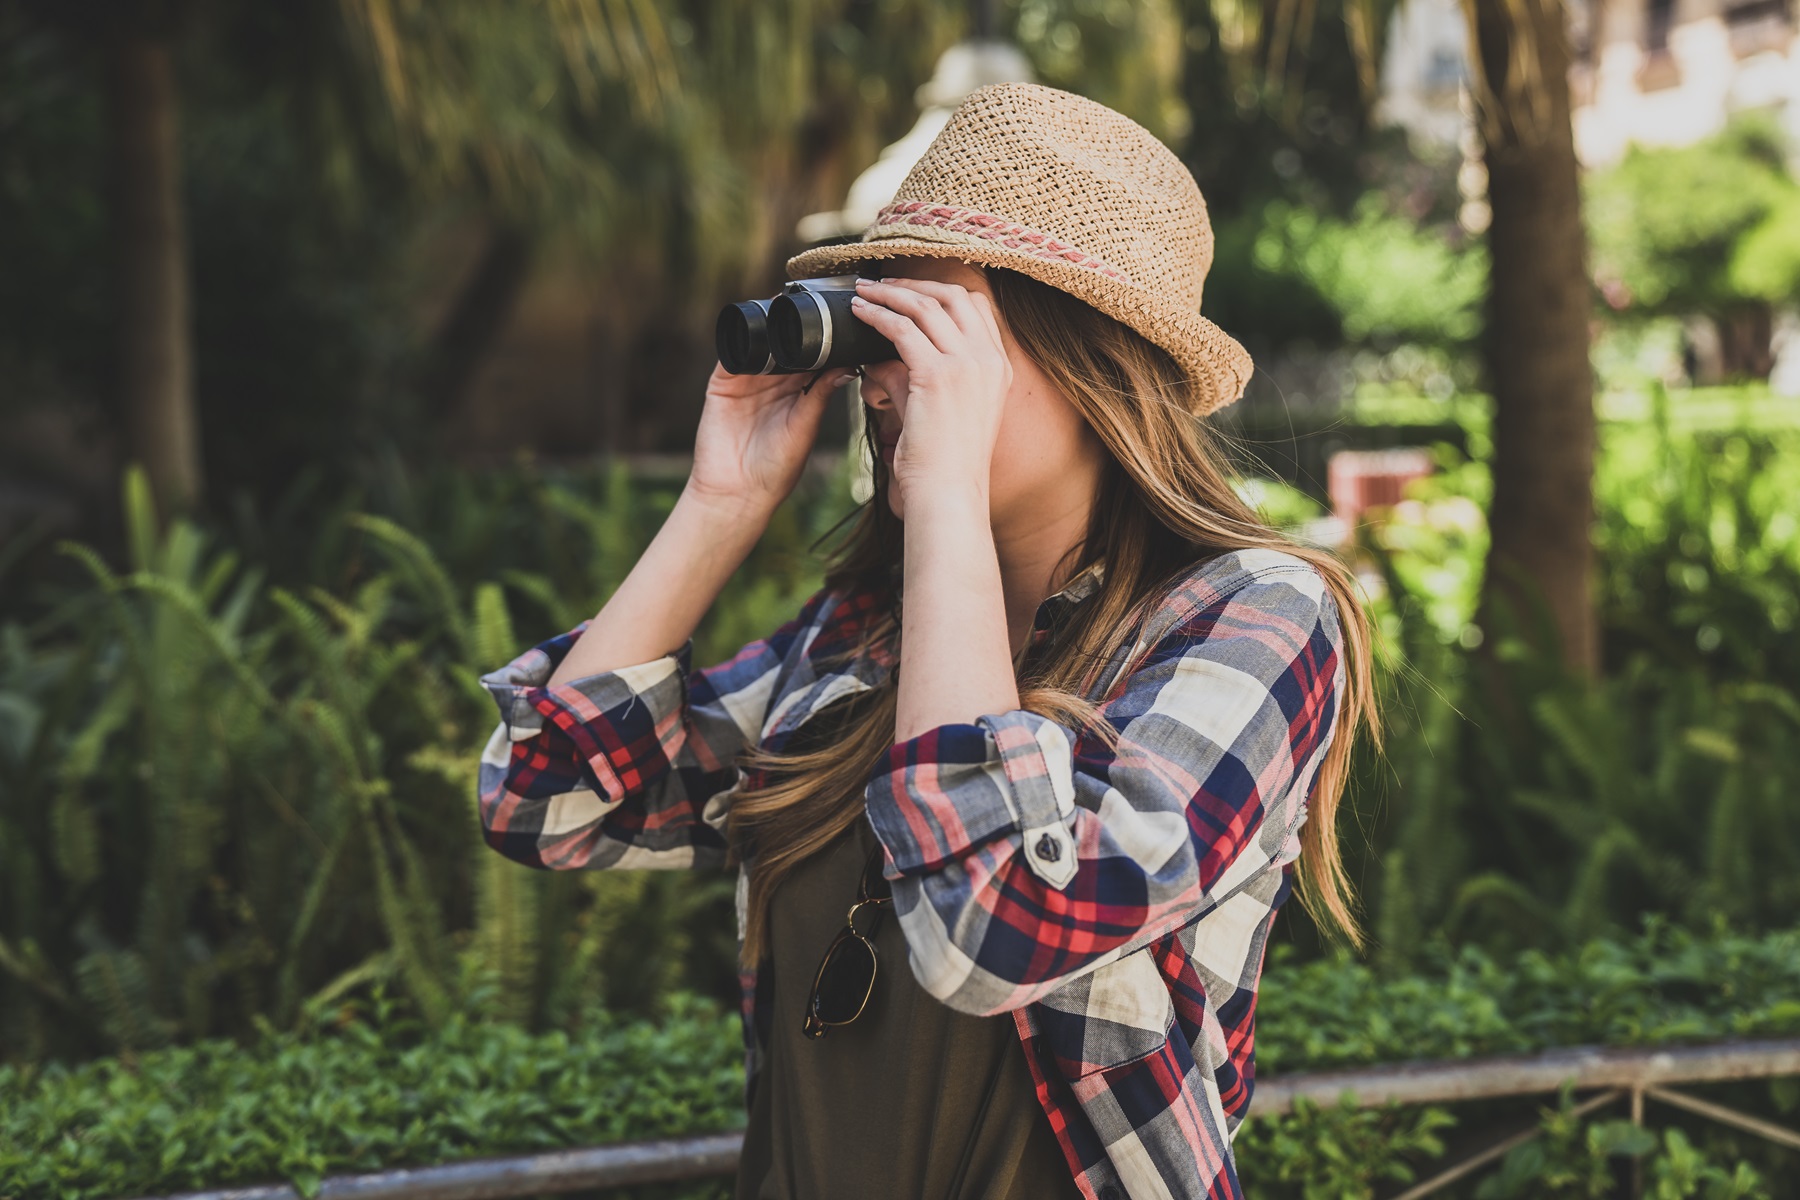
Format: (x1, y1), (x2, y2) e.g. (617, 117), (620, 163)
(5, 922), (1798, 1200)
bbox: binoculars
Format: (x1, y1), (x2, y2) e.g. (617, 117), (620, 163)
(716, 273), (900, 375)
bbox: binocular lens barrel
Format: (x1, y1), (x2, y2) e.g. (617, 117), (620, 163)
(715, 275), (899, 375)
(716, 301), (776, 375)
(769, 288), (896, 371)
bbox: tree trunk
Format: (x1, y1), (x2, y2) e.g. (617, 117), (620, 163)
(108, 37), (201, 516)
(1716, 303), (1775, 380)
(421, 223), (532, 425)
(1470, 0), (1598, 676)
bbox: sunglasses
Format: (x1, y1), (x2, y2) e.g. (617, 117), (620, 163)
(802, 845), (893, 1039)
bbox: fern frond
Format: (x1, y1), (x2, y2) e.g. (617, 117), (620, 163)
(501, 568), (580, 634)
(121, 464), (159, 573)
(121, 573), (278, 711)
(347, 513), (470, 653)
(73, 946), (174, 1051)
(470, 582), (517, 671)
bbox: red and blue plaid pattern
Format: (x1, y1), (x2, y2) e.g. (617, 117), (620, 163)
(478, 548), (1345, 1200)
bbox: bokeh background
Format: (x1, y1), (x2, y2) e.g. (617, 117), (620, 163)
(3, 1), (1800, 1196)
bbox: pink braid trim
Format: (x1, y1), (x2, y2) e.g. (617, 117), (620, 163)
(870, 200), (1134, 286)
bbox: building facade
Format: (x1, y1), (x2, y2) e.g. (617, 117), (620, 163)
(1379, 0), (1799, 165)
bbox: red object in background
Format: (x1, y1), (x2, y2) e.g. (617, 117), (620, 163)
(1328, 448), (1436, 524)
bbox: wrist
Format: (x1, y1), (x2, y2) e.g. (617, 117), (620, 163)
(901, 476), (990, 521)
(678, 480), (781, 529)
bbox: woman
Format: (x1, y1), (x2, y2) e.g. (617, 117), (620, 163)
(478, 82), (1376, 1200)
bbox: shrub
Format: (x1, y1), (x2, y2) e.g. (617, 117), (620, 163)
(1324, 388), (1800, 962)
(1249, 193), (1487, 348)
(0, 459), (854, 1062)
(6, 922), (1796, 1199)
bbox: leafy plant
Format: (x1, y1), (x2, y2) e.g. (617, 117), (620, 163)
(1323, 388), (1800, 962)
(8, 923), (1800, 1199)
(0, 457), (856, 1061)
(1586, 115), (1799, 320)
(0, 987), (744, 1200)
(1249, 192), (1488, 347)
(1, 467), (291, 1056)
(1235, 1097), (1456, 1199)
(1474, 1088), (1769, 1200)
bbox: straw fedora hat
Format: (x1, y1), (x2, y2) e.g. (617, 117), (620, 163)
(784, 81), (1254, 416)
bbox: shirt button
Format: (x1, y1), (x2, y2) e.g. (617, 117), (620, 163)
(1034, 832), (1063, 863)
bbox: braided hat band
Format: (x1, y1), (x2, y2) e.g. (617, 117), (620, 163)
(784, 81), (1254, 416)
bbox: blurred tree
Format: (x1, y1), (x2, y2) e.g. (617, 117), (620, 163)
(108, 26), (200, 515)
(1586, 116), (1800, 381)
(3, 0), (981, 496)
(1168, 0), (1601, 675)
(1171, 0), (1447, 360)
(1174, 0), (1400, 219)
(1245, 194), (1486, 347)
(1466, 0), (1597, 676)
(1731, 191), (1800, 312)
(14, 0), (205, 515)
(8, 0), (700, 517)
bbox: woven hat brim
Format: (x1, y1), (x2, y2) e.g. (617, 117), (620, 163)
(784, 236), (1254, 417)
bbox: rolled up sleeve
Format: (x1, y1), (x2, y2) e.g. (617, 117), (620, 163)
(477, 584), (834, 871)
(863, 564), (1345, 1016)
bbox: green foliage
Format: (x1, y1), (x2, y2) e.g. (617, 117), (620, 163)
(1646, 1128), (1770, 1200)
(1597, 384), (1800, 687)
(1331, 388), (1800, 963)
(1257, 921), (1800, 1074)
(1729, 187), (1800, 304)
(1245, 921), (1800, 1197)
(1236, 1097), (1455, 1200)
(0, 458), (858, 1062)
(1235, 476), (1328, 530)
(1586, 115), (1800, 317)
(9, 393), (1800, 1061)
(1250, 193), (1487, 347)
(1015, 0), (1190, 142)
(6, 923), (1798, 1199)
(1474, 1088), (1769, 1200)
(1475, 1106), (1654, 1200)
(0, 988), (743, 1200)
(1, 466), (288, 1057)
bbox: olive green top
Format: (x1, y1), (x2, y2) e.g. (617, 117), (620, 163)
(733, 811), (1084, 1200)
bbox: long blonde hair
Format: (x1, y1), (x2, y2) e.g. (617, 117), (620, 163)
(726, 264), (1378, 966)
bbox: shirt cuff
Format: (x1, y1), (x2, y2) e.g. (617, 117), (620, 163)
(864, 708), (1080, 888)
(479, 628), (695, 783)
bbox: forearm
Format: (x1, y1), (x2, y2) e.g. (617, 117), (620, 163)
(894, 486), (1020, 742)
(548, 485), (773, 687)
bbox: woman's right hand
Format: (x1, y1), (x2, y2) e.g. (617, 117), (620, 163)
(687, 362), (857, 512)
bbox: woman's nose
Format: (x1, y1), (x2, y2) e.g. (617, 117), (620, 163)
(864, 361), (907, 408)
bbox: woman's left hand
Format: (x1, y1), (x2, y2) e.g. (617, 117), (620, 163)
(849, 276), (1012, 507)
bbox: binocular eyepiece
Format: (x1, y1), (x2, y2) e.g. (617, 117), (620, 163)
(716, 273), (900, 375)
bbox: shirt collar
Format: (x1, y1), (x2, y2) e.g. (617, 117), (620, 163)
(1040, 557), (1106, 612)
(1030, 557), (1107, 643)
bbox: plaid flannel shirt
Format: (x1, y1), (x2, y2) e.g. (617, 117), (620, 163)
(478, 547), (1344, 1200)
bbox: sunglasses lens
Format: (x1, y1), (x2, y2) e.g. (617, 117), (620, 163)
(812, 935), (877, 1025)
